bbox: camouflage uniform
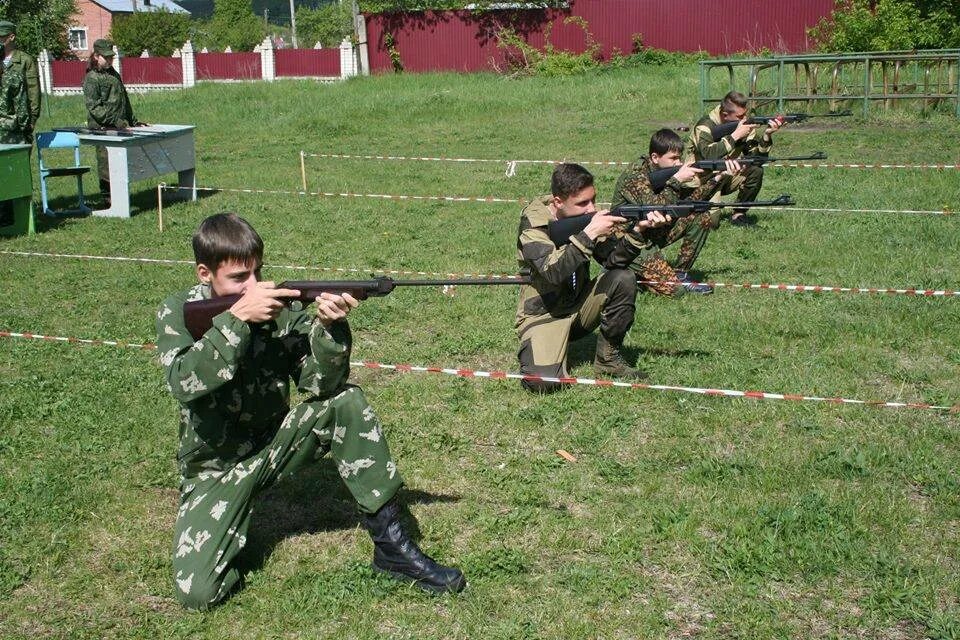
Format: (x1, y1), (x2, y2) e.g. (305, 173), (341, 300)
(157, 283), (402, 609)
(610, 157), (722, 296)
(515, 195), (650, 392)
(0, 66), (28, 145)
(1, 49), (40, 144)
(686, 104), (773, 211)
(83, 66), (141, 184)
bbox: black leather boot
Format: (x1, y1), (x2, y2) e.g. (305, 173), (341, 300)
(362, 500), (466, 593)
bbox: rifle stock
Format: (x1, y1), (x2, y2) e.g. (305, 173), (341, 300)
(182, 276), (528, 341)
(546, 195), (794, 247)
(647, 152), (827, 193)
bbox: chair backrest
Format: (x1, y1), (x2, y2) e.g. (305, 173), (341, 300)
(35, 131), (82, 171)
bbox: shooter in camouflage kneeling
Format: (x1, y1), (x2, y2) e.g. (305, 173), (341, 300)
(156, 213), (465, 609)
(515, 163), (671, 392)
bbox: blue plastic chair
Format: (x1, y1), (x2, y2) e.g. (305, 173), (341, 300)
(36, 131), (92, 217)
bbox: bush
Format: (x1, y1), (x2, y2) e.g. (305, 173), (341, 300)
(295, 3), (353, 48)
(495, 16), (600, 78)
(110, 10), (192, 57)
(208, 0), (265, 51)
(809, 0), (960, 52)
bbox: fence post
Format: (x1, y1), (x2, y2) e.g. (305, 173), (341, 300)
(112, 44), (121, 75)
(259, 36), (275, 81)
(339, 37), (357, 78)
(38, 49), (53, 95)
(181, 40), (196, 88)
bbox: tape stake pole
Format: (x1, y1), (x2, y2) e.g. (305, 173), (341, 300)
(300, 150), (307, 191)
(157, 182), (164, 233)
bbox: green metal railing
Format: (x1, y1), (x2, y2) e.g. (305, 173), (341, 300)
(699, 50), (960, 117)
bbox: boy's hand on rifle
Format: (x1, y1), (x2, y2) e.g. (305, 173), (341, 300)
(674, 162), (703, 183)
(719, 159), (744, 177)
(315, 292), (359, 327)
(633, 210), (672, 232)
(229, 282), (300, 324)
(763, 117), (783, 141)
(731, 119), (757, 141)
(583, 210), (627, 240)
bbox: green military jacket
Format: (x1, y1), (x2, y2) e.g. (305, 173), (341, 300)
(686, 104), (773, 162)
(610, 156), (719, 210)
(2, 49), (40, 131)
(0, 66), (28, 144)
(515, 195), (652, 324)
(156, 283), (353, 479)
(83, 67), (139, 129)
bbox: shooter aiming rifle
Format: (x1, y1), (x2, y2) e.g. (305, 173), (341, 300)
(547, 195), (795, 247)
(648, 152), (827, 193)
(710, 110), (852, 142)
(182, 276), (531, 341)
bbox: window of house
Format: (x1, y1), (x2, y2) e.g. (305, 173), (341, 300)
(68, 28), (88, 51)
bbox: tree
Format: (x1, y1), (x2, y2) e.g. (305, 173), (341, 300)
(809, 0), (960, 52)
(0, 0), (78, 57)
(110, 9), (192, 57)
(295, 2), (352, 47)
(209, 0), (265, 51)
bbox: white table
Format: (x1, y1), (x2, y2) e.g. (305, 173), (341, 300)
(77, 124), (196, 218)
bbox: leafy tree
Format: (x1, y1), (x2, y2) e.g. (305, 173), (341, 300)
(110, 9), (192, 57)
(209, 0), (265, 51)
(0, 0), (77, 57)
(809, 0), (960, 51)
(295, 2), (352, 47)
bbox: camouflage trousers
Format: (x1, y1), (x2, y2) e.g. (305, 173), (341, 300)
(711, 165), (764, 214)
(632, 212), (719, 297)
(172, 385), (403, 610)
(516, 268), (636, 393)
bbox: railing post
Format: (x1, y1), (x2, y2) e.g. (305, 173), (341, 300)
(181, 40), (195, 88)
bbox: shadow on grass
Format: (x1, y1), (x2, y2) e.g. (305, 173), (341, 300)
(238, 460), (460, 575)
(566, 333), (712, 371)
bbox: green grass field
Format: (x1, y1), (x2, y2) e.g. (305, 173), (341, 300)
(1, 67), (959, 638)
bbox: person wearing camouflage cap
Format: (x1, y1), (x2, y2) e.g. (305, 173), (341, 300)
(157, 213), (466, 609)
(0, 20), (39, 146)
(514, 163), (672, 393)
(83, 38), (145, 202)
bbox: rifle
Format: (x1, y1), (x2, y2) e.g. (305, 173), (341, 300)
(53, 126), (155, 137)
(547, 195), (795, 247)
(709, 110), (853, 141)
(648, 152), (827, 193)
(182, 276), (531, 341)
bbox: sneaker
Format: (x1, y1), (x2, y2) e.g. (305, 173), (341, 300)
(674, 270), (713, 295)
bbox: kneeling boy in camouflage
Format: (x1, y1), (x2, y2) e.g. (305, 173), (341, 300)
(156, 213), (465, 609)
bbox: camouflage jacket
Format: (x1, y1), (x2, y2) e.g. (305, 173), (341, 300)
(516, 195), (652, 324)
(610, 156), (719, 210)
(0, 67), (28, 144)
(1, 49), (40, 130)
(157, 284), (352, 478)
(686, 104), (773, 161)
(83, 67), (139, 129)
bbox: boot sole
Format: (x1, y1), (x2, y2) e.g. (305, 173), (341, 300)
(371, 564), (467, 594)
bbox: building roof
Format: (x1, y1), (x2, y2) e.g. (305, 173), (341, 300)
(91, 0), (189, 14)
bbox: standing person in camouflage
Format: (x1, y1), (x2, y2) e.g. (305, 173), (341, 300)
(83, 38), (145, 203)
(0, 21), (40, 145)
(515, 163), (672, 393)
(0, 60), (28, 145)
(686, 91), (782, 227)
(610, 129), (743, 296)
(157, 213), (466, 609)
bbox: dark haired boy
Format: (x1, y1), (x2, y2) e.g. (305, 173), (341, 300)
(156, 213), (465, 609)
(515, 163), (671, 393)
(686, 90), (782, 226)
(610, 128), (742, 296)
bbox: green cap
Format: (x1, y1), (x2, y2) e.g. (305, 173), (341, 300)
(93, 38), (115, 56)
(0, 21), (16, 36)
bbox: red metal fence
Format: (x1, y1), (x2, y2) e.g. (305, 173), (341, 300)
(195, 52), (262, 80)
(51, 60), (86, 88)
(365, 0), (837, 74)
(275, 48), (341, 77)
(122, 57), (183, 85)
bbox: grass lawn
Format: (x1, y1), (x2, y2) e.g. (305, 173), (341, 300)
(1, 66), (959, 638)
